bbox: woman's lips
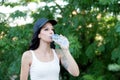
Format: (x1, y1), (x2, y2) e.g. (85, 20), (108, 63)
(49, 36), (52, 39)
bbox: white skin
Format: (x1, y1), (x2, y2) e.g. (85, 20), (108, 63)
(20, 22), (80, 80)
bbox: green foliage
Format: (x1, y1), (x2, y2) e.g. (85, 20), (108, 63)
(111, 46), (120, 64)
(0, 24), (32, 79)
(0, 0), (120, 80)
(69, 34), (82, 58)
(82, 74), (104, 80)
(115, 21), (120, 33)
(108, 63), (120, 71)
(10, 10), (27, 19)
(99, 0), (118, 5)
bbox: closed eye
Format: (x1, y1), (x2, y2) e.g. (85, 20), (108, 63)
(44, 28), (49, 31)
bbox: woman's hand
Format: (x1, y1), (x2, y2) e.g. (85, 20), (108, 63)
(52, 34), (69, 49)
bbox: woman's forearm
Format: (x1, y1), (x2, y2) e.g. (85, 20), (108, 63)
(61, 48), (80, 76)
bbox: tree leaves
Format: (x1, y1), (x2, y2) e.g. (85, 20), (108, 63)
(9, 10), (27, 19)
(115, 21), (120, 34)
(69, 34), (82, 58)
(99, 0), (118, 5)
(111, 46), (120, 64)
(85, 43), (96, 60)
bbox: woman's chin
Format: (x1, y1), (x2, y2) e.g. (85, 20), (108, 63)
(47, 40), (53, 43)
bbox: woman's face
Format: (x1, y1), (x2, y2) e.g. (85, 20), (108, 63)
(38, 22), (54, 43)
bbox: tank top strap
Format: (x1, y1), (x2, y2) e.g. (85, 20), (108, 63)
(52, 49), (59, 63)
(30, 50), (38, 62)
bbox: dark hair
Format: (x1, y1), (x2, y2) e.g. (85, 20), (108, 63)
(28, 27), (55, 50)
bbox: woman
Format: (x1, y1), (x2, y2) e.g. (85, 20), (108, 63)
(20, 18), (79, 80)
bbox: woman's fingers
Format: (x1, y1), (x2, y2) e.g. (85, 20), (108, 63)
(52, 34), (69, 49)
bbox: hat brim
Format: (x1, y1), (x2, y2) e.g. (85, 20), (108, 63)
(48, 20), (57, 26)
(33, 18), (57, 33)
(39, 20), (57, 29)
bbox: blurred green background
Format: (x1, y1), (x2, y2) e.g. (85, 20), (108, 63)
(0, 0), (120, 80)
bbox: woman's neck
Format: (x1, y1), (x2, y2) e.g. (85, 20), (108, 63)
(36, 41), (52, 55)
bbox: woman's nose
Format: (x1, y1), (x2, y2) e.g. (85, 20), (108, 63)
(50, 30), (54, 34)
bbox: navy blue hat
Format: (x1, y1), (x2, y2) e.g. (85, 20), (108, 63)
(33, 18), (57, 33)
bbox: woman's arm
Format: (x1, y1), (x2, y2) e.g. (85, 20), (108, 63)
(54, 35), (80, 76)
(20, 51), (31, 80)
(60, 48), (80, 77)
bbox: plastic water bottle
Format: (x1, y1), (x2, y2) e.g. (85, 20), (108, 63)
(52, 34), (69, 47)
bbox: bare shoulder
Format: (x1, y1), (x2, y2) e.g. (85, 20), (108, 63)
(21, 50), (32, 65)
(22, 50), (32, 59)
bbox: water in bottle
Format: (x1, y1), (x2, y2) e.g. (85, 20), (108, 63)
(52, 34), (69, 47)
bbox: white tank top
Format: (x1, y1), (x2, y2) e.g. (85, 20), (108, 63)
(30, 49), (60, 80)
